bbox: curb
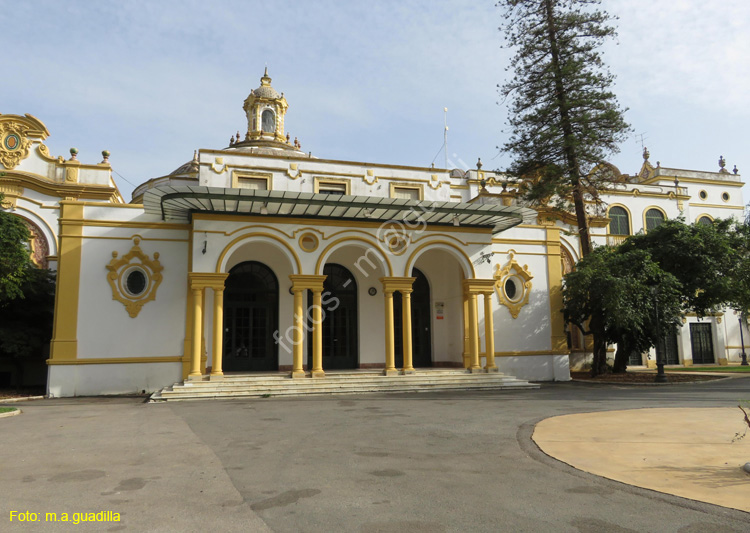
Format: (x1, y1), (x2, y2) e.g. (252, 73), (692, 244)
(0, 408), (21, 418)
(0, 395), (45, 403)
(569, 376), (730, 386)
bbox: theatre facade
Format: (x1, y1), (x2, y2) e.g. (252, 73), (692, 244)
(1, 71), (746, 397)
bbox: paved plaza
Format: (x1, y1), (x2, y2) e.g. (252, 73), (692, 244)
(2, 378), (750, 532)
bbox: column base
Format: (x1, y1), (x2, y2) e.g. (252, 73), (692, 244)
(683, 359), (693, 367)
(485, 366), (499, 373)
(209, 373), (224, 381)
(402, 368), (416, 375)
(311, 370), (326, 379)
(291, 370), (306, 379)
(187, 374), (204, 382)
(469, 367), (483, 374)
(718, 358), (729, 366)
(646, 360), (657, 369)
(383, 369), (399, 376)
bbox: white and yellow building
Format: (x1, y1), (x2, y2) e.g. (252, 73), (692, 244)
(0, 71), (746, 396)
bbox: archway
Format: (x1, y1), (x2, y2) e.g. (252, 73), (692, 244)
(223, 261), (279, 371)
(394, 268), (432, 368)
(308, 263), (358, 370)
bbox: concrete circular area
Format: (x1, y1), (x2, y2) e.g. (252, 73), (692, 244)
(533, 407), (750, 513)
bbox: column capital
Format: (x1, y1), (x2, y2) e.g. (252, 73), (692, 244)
(189, 272), (228, 290)
(380, 276), (416, 293)
(289, 274), (327, 292)
(462, 278), (495, 294)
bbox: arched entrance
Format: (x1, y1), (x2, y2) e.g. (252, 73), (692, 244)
(395, 268), (432, 368)
(308, 263), (358, 370)
(223, 261), (279, 371)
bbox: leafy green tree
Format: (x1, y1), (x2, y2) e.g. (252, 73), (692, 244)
(0, 193), (34, 303)
(619, 218), (740, 317)
(563, 247), (682, 375)
(497, 0), (630, 257)
(0, 267), (56, 388)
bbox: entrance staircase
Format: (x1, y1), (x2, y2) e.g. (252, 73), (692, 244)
(149, 369), (538, 402)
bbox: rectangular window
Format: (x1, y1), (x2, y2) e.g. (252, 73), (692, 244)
(318, 182), (347, 195)
(237, 177), (268, 190)
(391, 186), (421, 200)
(231, 171), (271, 190)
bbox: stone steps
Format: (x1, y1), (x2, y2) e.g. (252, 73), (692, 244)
(150, 370), (538, 402)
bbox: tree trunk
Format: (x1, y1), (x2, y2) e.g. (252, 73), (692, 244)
(612, 338), (630, 374)
(589, 315), (609, 376)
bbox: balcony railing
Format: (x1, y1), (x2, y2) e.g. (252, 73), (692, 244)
(606, 234), (629, 246)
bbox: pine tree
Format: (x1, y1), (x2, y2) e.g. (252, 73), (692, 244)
(497, 0), (630, 256)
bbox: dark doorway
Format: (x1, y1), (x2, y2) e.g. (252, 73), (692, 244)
(308, 264), (358, 370)
(690, 323), (715, 364)
(394, 268), (432, 368)
(653, 331), (680, 366)
(223, 261), (279, 371)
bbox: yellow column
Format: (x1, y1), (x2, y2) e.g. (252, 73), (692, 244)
(546, 226), (568, 353)
(292, 288), (305, 378)
(462, 292), (470, 369)
(311, 289), (325, 378)
(483, 291), (498, 372)
(49, 202), (84, 362)
(468, 291), (481, 372)
(401, 289), (415, 373)
(210, 287), (225, 380)
(384, 289), (397, 376)
(189, 287), (204, 380)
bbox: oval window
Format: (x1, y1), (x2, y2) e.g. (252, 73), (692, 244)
(126, 269), (147, 296)
(504, 278), (517, 300)
(699, 190), (708, 200)
(722, 192), (730, 202)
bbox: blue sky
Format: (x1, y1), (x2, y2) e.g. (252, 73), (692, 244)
(3, 0), (748, 207)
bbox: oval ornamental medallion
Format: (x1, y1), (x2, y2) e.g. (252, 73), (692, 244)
(4, 134), (20, 151)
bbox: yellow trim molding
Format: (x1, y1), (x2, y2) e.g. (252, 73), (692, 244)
(687, 202), (743, 210)
(298, 232), (320, 252)
(314, 176), (351, 195)
(106, 237), (164, 318)
(495, 350), (569, 357)
(48, 356), (183, 365)
(316, 236), (393, 276)
(404, 240), (476, 278)
(494, 252), (533, 319)
(389, 182), (425, 200)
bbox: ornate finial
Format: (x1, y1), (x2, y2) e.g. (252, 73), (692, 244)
(229, 136), (234, 146)
(286, 132), (290, 143)
(642, 146), (650, 161)
(476, 158), (482, 170)
(101, 150), (110, 164)
(294, 137), (300, 149)
(656, 161), (660, 168)
(260, 67), (271, 86)
(192, 150), (198, 162)
(69, 147), (78, 160)
(236, 131), (240, 143)
(719, 155), (726, 170)
(733, 165), (739, 175)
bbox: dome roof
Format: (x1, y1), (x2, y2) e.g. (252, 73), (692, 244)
(169, 151), (199, 175)
(250, 68), (281, 100)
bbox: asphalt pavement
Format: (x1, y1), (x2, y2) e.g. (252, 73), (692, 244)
(2, 378), (750, 532)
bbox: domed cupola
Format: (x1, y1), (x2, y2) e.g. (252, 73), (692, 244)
(241, 68), (288, 145)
